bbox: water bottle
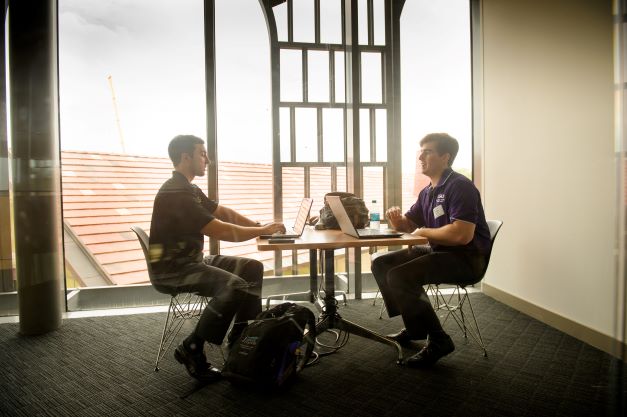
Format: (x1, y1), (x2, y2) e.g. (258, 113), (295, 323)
(370, 199), (380, 229)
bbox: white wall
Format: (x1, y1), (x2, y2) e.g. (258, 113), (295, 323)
(480, 0), (617, 337)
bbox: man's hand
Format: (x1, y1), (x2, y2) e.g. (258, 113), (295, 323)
(261, 222), (286, 236)
(385, 206), (416, 233)
(386, 206), (403, 224)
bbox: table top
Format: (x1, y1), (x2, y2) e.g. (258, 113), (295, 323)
(257, 227), (428, 251)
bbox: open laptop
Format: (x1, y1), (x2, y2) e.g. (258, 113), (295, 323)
(259, 197), (313, 239)
(326, 195), (403, 239)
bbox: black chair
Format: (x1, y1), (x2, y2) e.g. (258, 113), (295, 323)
(130, 226), (208, 371)
(428, 219), (503, 357)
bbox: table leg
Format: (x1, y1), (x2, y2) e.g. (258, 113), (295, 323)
(315, 249), (403, 364)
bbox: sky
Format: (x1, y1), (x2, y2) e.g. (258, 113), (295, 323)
(57, 0), (471, 172)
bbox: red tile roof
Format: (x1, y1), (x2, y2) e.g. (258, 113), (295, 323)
(61, 151), (422, 286)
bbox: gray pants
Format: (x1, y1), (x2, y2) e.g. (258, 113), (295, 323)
(371, 246), (485, 339)
(156, 255), (264, 345)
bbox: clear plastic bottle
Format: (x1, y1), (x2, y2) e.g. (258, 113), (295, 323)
(370, 199), (380, 229)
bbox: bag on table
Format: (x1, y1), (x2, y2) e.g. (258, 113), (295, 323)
(222, 302), (316, 390)
(316, 192), (370, 230)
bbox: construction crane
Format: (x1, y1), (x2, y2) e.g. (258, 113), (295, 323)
(107, 75), (126, 154)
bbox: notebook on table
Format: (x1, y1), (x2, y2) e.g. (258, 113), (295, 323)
(259, 197), (313, 239)
(326, 195), (403, 239)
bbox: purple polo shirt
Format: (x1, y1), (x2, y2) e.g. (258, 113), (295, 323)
(405, 168), (491, 254)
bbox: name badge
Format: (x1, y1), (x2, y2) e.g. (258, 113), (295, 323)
(433, 204), (445, 219)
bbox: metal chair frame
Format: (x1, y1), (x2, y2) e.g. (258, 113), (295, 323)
(130, 226), (209, 371)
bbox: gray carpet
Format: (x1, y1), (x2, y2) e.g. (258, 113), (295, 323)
(0, 294), (625, 417)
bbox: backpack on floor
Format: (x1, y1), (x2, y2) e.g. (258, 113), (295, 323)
(222, 302), (316, 390)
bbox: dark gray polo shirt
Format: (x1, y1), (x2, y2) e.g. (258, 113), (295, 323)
(149, 171), (218, 276)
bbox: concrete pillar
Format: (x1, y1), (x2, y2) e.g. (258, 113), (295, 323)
(8, 0), (64, 334)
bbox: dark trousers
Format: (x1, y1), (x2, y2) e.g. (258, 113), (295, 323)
(371, 246), (485, 339)
(157, 255), (264, 345)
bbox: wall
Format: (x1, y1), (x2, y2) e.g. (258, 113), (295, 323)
(479, 0), (618, 346)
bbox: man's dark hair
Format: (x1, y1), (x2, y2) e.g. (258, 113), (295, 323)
(168, 135), (204, 166)
(419, 133), (459, 167)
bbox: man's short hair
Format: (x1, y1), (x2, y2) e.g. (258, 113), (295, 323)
(168, 135), (204, 166)
(420, 133), (459, 167)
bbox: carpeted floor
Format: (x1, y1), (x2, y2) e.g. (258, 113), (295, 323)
(0, 293), (625, 417)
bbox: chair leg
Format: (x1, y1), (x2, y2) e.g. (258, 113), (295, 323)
(438, 286), (487, 357)
(378, 300), (386, 319)
(154, 294), (207, 371)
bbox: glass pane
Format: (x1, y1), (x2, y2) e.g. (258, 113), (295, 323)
(361, 52), (382, 103)
(274, 2), (288, 42)
(320, 0), (342, 44)
(308, 50), (329, 102)
(0, 9), (14, 302)
(216, 0), (271, 164)
(334, 51), (345, 103)
(400, 0), (472, 209)
(310, 167), (332, 214)
(373, 0), (385, 45)
(322, 108), (344, 162)
(359, 108), (370, 162)
(282, 167), (304, 221)
(58, 0), (206, 296)
(358, 0), (368, 45)
(293, 0), (315, 43)
(376, 108), (387, 162)
(362, 166), (383, 216)
(295, 108), (317, 162)
(280, 107), (291, 162)
(280, 49), (303, 102)
(401, 0), (472, 207)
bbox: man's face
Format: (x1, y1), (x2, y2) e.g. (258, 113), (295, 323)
(418, 141), (450, 178)
(190, 144), (209, 177)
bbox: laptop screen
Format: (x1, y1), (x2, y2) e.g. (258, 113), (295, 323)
(293, 198), (313, 234)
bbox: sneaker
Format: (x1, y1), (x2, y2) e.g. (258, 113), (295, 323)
(174, 344), (221, 383)
(404, 334), (455, 368)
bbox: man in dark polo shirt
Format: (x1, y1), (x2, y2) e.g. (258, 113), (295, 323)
(371, 133), (491, 368)
(150, 135), (285, 383)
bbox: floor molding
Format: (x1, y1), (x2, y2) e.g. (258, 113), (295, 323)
(482, 282), (627, 360)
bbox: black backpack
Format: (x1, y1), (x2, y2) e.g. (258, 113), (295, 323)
(222, 303), (316, 389)
(317, 192), (370, 230)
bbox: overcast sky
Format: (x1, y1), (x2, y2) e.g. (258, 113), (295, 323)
(58, 0), (471, 171)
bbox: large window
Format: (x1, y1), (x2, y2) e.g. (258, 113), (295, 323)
(58, 0), (206, 294)
(0, 0), (473, 314)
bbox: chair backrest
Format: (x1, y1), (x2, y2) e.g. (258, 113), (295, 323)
(480, 219), (503, 278)
(130, 225), (157, 283)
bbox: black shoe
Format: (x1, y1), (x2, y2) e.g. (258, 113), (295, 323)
(387, 328), (419, 346)
(404, 335), (455, 368)
(174, 344), (221, 383)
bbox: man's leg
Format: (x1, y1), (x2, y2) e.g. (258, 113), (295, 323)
(386, 251), (479, 367)
(386, 251), (477, 337)
(201, 255), (264, 344)
(371, 245), (432, 319)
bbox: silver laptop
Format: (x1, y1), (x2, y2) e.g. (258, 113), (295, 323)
(260, 197), (313, 239)
(326, 195), (403, 239)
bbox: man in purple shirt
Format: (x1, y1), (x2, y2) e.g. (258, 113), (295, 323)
(372, 133), (491, 367)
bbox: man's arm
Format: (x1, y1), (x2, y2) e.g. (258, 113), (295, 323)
(412, 219), (475, 246)
(212, 205), (258, 227)
(201, 218), (285, 242)
(385, 206), (418, 233)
